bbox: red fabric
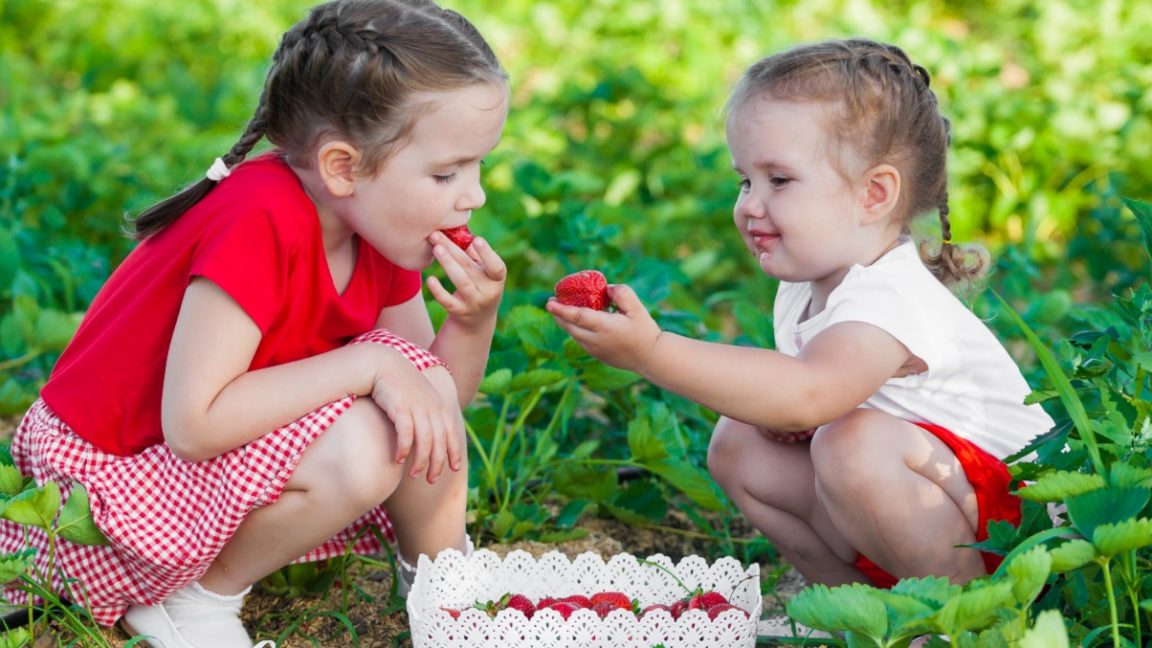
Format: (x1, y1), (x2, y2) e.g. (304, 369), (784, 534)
(853, 421), (1021, 589)
(1, 330), (442, 626)
(40, 153), (422, 456)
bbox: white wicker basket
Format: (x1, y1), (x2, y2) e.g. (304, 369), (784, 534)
(407, 549), (762, 648)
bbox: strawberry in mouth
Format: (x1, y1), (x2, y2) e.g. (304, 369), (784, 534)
(440, 225), (475, 250)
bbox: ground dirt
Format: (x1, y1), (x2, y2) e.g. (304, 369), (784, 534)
(1, 415), (810, 647)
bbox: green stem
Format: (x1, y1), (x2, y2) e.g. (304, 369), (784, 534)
(1100, 558), (1121, 648)
(0, 349), (40, 372)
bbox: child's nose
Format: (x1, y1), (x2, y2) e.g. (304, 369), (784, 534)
(458, 182), (487, 211)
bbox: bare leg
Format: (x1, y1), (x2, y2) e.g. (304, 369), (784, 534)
(708, 416), (865, 586)
(199, 399), (411, 594)
(811, 409), (985, 584)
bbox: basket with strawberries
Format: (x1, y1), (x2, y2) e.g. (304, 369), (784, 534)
(407, 549), (761, 647)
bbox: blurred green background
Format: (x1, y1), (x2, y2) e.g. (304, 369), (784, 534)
(1, 0), (1150, 408)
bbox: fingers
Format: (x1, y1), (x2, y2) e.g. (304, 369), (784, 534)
(606, 283), (642, 314)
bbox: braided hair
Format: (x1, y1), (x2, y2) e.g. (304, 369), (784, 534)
(131, 0), (506, 239)
(726, 38), (987, 285)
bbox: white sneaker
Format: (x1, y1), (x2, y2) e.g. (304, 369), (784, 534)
(120, 582), (275, 648)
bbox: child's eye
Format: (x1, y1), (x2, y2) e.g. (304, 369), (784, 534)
(769, 175), (791, 187)
(737, 177), (751, 192)
(433, 173), (457, 184)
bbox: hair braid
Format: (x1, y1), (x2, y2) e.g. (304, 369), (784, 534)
(128, 0), (505, 239)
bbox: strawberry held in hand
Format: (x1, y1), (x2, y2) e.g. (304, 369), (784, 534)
(440, 224), (475, 249)
(554, 270), (610, 310)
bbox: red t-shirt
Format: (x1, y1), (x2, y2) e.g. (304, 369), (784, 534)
(41, 153), (422, 456)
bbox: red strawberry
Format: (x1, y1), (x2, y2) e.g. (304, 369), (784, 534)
(591, 600), (619, 618)
(545, 601), (580, 619)
(440, 606), (461, 619)
(535, 596), (558, 611)
(638, 603), (672, 618)
(706, 603), (748, 620)
(590, 591), (633, 611)
(558, 594), (593, 609)
(669, 599), (689, 619)
(554, 270), (610, 310)
(441, 225), (475, 249)
(688, 591), (729, 611)
(504, 593), (535, 619)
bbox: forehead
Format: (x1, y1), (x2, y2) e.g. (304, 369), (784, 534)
(404, 83), (509, 158)
(727, 94), (862, 173)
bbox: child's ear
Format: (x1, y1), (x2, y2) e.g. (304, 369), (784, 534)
(316, 141), (361, 198)
(860, 164), (901, 223)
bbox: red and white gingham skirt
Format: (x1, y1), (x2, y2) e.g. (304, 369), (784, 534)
(0, 329), (444, 626)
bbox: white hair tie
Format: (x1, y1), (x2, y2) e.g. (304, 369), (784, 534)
(206, 157), (232, 182)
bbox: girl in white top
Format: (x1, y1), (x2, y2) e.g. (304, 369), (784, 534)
(549, 38), (1053, 587)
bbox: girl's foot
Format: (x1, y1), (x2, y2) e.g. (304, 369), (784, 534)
(120, 581), (274, 648)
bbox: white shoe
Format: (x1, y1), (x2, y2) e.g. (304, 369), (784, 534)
(120, 582), (275, 648)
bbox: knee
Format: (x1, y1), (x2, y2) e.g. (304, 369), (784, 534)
(318, 401), (404, 510)
(707, 417), (747, 486)
(810, 409), (885, 491)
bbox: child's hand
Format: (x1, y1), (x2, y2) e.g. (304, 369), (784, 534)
(756, 426), (816, 444)
(368, 361), (464, 484)
(425, 232), (506, 330)
(547, 283), (661, 373)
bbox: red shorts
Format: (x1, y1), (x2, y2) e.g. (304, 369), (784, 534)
(853, 421), (1020, 589)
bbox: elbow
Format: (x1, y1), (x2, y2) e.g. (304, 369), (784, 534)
(162, 419), (216, 463)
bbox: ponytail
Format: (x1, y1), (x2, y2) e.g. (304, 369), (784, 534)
(129, 99), (269, 240)
(919, 190), (990, 286)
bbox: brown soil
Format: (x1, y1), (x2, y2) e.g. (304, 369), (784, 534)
(0, 415), (809, 647)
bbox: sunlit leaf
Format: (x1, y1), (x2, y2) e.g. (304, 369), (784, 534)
(1091, 518), (1152, 557)
(0, 465), (24, 496)
(786, 583), (888, 638)
(627, 414), (668, 462)
(1020, 610), (1069, 648)
(1049, 539), (1096, 572)
(1017, 471), (1104, 502)
(478, 368), (512, 396)
(56, 483), (108, 546)
(1005, 546), (1051, 605)
(0, 481), (59, 531)
(0, 547), (35, 583)
(508, 368), (566, 392)
(929, 581), (1013, 635)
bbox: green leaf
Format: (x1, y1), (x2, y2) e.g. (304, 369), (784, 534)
(1020, 609), (1069, 648)
(787, 583), (888, 639)
(929, 581), (1013, 635)
(604, 479), (666, 524)
(643, 458), (724, 511)
(1066, 486), (1149, 538)
(1091, 517), (1152, 556)
(1049, 539), (1096, 572)
(1005, 545), (1051, 605)
(0, 547), (35, 583)
(33, 308), (80, 351)
(552, 463), (616, 502)
(1108, 462), (1152, 489)
(1123, 197), (1152, 258)
(478, 368), (512, 396)
(509, 368), (566, 392)
(580, 363), (641, 391)
(1017, 471), (1105, 503)
(1, 481), (60, 531)
(55, 483), (108, 546)
(993, 293), (1104, 476)
(627, 414), (668, 462)
(890, 576), (958, 606)
(0, 464), (24, 496)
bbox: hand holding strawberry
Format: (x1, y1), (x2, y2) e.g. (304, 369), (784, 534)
(426, 227), (507, 332)
(547, 281), (662, 374)
(554, 270), (610, 310)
